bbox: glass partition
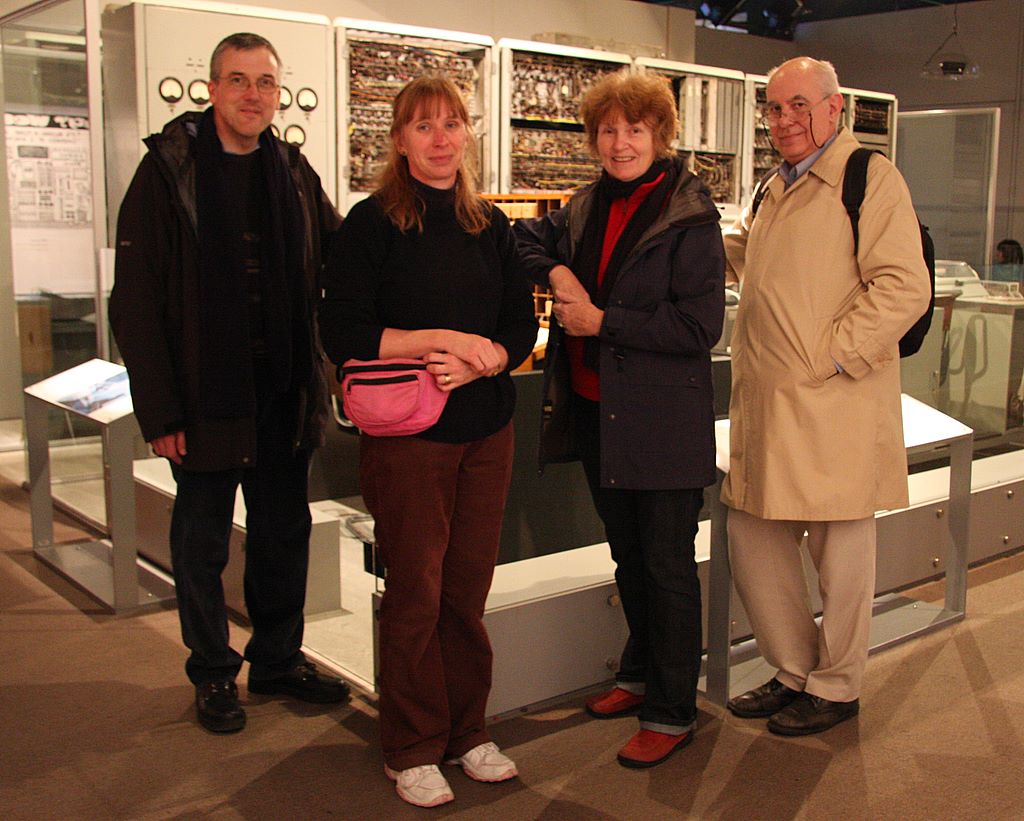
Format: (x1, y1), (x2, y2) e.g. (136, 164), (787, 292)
(3, 2), (95, 385)
(0, 1), (106, 516)
(897, 109), (1022, 459)
(897, 109), (997, 271)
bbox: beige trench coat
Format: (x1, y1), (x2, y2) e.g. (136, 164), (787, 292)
(721, 129), (931, 520)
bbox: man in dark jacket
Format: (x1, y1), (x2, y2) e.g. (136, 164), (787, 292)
(109, 32), (346, 734)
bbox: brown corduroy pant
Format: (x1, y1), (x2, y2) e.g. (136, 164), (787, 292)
(359, 422), (514, 771)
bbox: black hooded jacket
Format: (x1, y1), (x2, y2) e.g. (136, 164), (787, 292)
(109, 111), (342, 471)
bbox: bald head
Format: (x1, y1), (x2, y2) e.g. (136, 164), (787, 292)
(764, 56), (844, 165)
(767, 57), (840, 100)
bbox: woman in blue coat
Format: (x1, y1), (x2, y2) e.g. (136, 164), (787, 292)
(514, 69), (725, 769)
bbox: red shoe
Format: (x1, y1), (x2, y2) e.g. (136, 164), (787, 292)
(585, 687), (644, 719)
(616, 729), (693, 769)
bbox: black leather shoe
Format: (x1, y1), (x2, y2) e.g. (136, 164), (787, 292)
(767, 693), (860, 736)
(196, 680), (246, 733)
(248, 662), (351, 704)
(727, 677), (801, 718)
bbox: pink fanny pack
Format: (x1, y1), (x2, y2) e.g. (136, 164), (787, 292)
(338, 358), (448, 437)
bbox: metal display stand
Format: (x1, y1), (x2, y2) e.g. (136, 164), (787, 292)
(25, 358), (174, 612)
(704, 394), (973, 705)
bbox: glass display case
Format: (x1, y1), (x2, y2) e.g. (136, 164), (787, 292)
(634, 58), (745, 225)
(497, 38), (630, 194)
(742, 75), (779, 202)
(842, 85), (897, 157)
(335, 19), (495, 213)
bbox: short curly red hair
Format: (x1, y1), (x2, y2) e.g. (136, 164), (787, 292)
(580, 69), (678, 158)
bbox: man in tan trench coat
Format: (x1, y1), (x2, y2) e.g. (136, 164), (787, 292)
(720, 57), (931, 736)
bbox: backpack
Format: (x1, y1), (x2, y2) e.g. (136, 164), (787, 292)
(750, 147), (936, 358)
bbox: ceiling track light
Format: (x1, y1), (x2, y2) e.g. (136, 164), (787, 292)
(921, 1), (979, 80)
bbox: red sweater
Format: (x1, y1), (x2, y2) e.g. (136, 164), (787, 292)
(568, 174), (664, 400)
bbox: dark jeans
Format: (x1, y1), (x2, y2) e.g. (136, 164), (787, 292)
(169, 390), (310, 686)
(575, 396), (703, 731)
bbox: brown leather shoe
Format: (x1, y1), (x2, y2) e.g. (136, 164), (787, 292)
(617, 729), (693, 769)
(727, 677), (801, 718)
(585, 686), (644, 719)
(767, 693), (860, 736)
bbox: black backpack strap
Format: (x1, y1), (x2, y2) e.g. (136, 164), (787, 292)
(842, 148), (880, 256)
(750, 168), (779, 218)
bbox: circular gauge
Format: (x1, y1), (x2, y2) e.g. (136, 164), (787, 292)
(278, 86), (293, 111)
(270, 124), (280, 139)
(188, 79), (210, 105)
(158, 77), (183, 104)
(283, 125), (306, 146)
(296, 88), (318, 112)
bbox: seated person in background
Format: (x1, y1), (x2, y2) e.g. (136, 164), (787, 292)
(992, 238), (1024, 283)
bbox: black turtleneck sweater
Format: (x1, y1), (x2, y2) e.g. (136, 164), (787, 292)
(319, 182), (538, 443)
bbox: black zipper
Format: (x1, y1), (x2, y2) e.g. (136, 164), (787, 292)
(346, 374), (418, 392)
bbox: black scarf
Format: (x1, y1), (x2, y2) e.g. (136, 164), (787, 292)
(195, 108), (308, 418)
(572, 157), (677, 369)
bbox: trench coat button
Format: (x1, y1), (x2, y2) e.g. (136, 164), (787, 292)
(242, 457), (251, 464)
(609, 478), (616, 485)
(608, 413), (616, 420)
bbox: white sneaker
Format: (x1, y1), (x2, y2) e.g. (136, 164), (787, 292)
(445, 741), (518, 782)
(384, 764), (454, 808)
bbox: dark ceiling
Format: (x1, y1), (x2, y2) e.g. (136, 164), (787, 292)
(641, 0), (983, 40)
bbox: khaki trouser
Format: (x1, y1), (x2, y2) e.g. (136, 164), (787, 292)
(727, 508), (876, 702)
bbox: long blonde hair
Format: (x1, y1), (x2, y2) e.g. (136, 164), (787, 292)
(374, 76), (490, 235)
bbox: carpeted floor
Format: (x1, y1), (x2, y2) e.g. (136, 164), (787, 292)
(2, 474), (1023, 820)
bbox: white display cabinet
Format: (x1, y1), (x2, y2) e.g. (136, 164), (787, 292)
(102, 0), (335, 238)
(335, 19), (497, 214)
(635, 58), (745, 225)
(842, 85), (897, 157)
(497, 39), (631, 194)
(740, 76), (898, 209)
(26, 359), (174, 612)
(945, 292), (1024, 438)
(742, 74), (779, 204)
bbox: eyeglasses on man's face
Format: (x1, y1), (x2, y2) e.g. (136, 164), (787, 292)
(219, 74), (279, 95)
(762, 95), (830, 126)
